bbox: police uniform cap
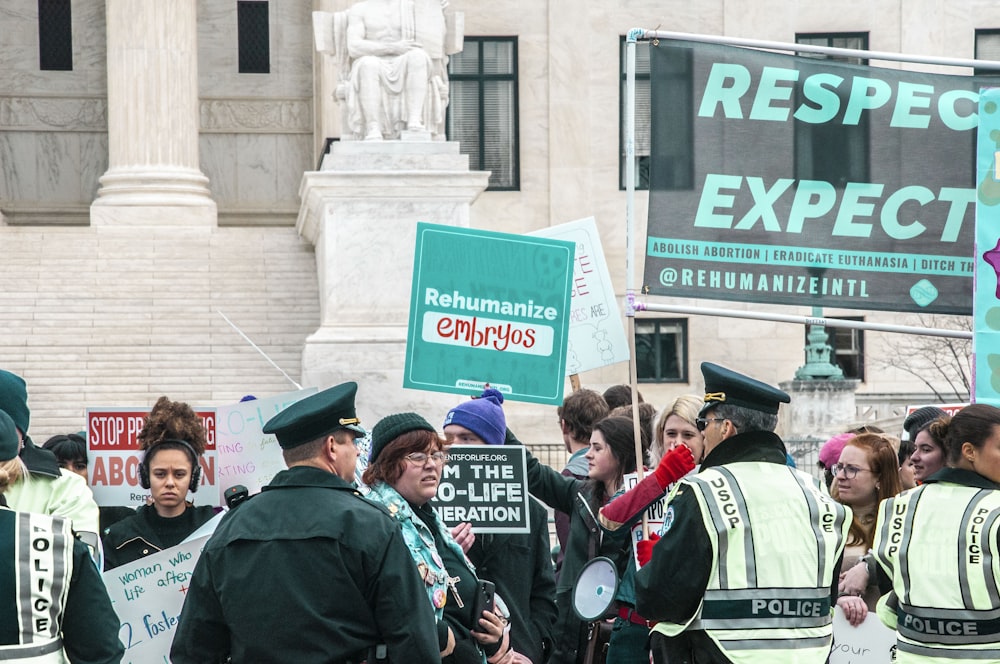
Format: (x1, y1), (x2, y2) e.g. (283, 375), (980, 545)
(262, 381), (365, 449)
(699, 362), (790, 417)
(0, 410), (17, 463)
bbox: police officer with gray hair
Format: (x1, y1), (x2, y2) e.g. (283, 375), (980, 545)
(635, 363), (851, 663)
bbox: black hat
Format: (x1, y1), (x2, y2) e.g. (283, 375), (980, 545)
(370, 412), (437, 465)
(262, 382), (364, 449)
(699, 362), (790, 417)
(0, 409), (17, 463)
(903, 406), (946, 440)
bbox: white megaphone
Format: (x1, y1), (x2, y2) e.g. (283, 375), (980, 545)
(572, 556), (620, 621)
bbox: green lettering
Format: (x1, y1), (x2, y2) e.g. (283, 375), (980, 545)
(749, 66), (799, 121)
(787, 179), (836, 233)
(890, 82), (933, 129)
(843, 76), (892, 125)
(832, 182), (883, 237)
(698, 63), (750, 119)
(694, 174), (742, 228)
(881, 185), (933, 239)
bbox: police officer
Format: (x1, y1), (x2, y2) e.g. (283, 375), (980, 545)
(170, 382), (441, 663)
(635, 363), (851, 663)
(873, 403), (1000, 661)
(0, 408), (124, 663)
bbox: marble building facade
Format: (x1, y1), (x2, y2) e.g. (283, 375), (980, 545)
(0, 0), (995, 441)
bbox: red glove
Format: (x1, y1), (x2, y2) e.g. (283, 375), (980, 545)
(654, 445), (695, 489)
(636, 532), (660, 567)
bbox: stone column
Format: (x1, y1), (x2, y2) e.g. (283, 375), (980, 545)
(296, 142), (489, 425)
(91, 0), (216, 227)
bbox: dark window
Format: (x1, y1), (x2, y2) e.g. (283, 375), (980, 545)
(38, 0), (72, 71)
(975, 29), (1000, 75)
(238, 1), (270, 74)
(620, 38), (694, 191)
(447, 37), (519, 190)
(803, 317), (865, 381)
(635, 319), (688, 382)
(794, 33), (870, 187)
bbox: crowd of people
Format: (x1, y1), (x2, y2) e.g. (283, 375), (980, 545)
(1, 363), (999, 663)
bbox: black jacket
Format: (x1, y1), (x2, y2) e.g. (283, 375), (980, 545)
(467, 498), (558, 662)
(507, 431), (631, 664)
(170, 465), (441, 664)
(102, 503), (218, 570)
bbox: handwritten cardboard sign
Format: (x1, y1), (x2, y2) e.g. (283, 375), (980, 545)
(103, 513), (223, 663)
(431, 445), (529, 533)
(530, 217), (630, 374)
(214, 388), (318, 496)
(830, 610), (895, 663)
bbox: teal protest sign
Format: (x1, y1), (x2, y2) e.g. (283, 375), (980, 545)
(974, 88), (1000, 405)
(644, 39), (991, 314)
(404, 223), (574, 405)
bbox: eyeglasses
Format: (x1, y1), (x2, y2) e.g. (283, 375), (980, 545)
(695, 417), (725, 432)
(404, 451), (449, 465)
(831, 463), (871, 479)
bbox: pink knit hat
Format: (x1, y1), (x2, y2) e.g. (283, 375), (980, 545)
(819, 432), (856, 470)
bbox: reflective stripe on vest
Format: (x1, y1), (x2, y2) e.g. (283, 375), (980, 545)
(0, 637), (63, 661)
(671, 463), (849, 662)
(874, 484), (1000, 658)
(0, 510), (73, 648)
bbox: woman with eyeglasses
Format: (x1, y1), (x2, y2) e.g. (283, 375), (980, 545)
(363, 412), (507, 664)
(831, 433), (902, 626)
(873, 405), (1000, 660)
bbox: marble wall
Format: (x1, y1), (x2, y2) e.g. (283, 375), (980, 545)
(0, 0), (995, 438)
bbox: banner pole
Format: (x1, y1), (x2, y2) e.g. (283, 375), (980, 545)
(635, 302), (972, 339)
(624, 30), (649, 538)
(637, 28), (1000, 71)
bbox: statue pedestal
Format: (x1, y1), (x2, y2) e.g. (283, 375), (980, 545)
(296, 141), (490, 424)
(779, 379), (860, 471)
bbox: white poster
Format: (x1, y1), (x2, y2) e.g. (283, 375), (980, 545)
(830, 610), (896, 663)
(103, 514), (223, 663)
(531, 217), (630, 374)
(215, 388), (317, 496)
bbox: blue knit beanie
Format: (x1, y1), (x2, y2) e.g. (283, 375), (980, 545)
(0, 370), (29, 434)
(443, 389), (506, 446)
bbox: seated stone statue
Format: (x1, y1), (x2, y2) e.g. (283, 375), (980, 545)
(314, 0), (463, 141)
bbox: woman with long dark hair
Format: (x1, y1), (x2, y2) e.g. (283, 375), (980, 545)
(510, 415), (692, 664)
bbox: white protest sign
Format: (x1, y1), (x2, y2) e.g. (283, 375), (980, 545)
(215, 388), (318, 496)
(530, 217), (629, 374)
(432, 445), (530, 534)
(830, 610), (896, 664)
(619, 471), (670, 570)
(87, 407), (219, 508)
(103, 513), (223, 663)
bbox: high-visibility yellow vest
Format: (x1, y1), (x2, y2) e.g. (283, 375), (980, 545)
(0, 509), (73, 663)
(874, 483), (1000, 662)
(653, 462), (850, 664)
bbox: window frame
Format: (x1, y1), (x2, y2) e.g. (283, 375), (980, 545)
(38, 0), (73, 72)
(446, 36), (520, 191)
(793, 32), (871, 189)
(634, 318), (689, 383)
(237, 0), (271, 75)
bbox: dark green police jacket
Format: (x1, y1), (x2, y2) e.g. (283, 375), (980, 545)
(170, 465), (440, 664)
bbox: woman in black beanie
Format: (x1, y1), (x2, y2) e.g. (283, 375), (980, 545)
(364, 412), (507, 664)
